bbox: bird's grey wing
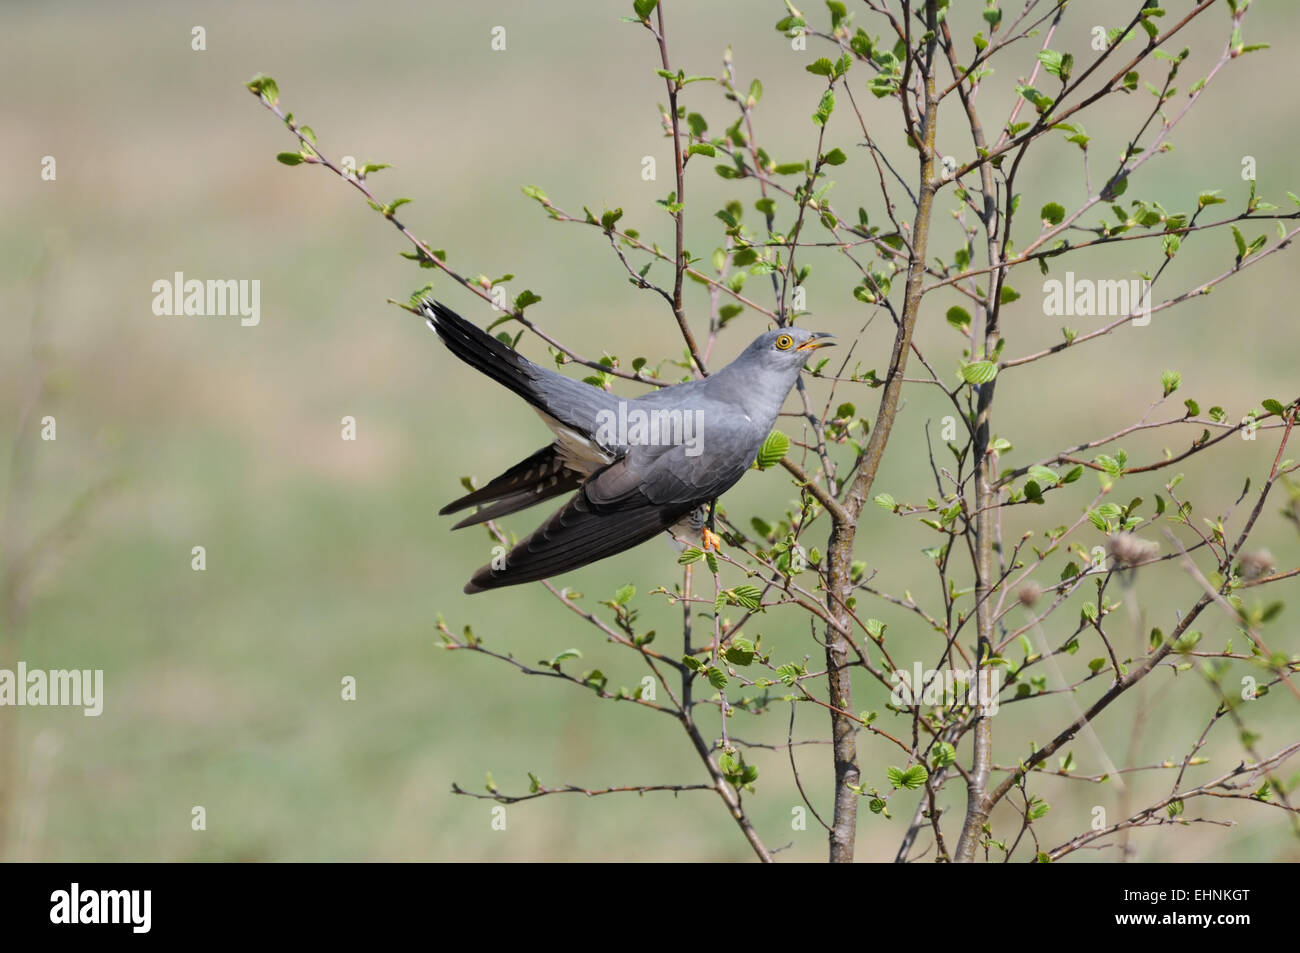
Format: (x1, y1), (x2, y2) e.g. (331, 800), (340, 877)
(463, 455), (696, 592)
(420, 299), (620, 436)
(618, 397), (766, 507)
(463, 410), (762, 592)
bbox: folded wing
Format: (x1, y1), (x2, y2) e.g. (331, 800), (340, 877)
(463, 415), (760, 592)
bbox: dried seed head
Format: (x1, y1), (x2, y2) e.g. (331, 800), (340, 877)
(1238, 549), (1275, 580)
(1107, 533), (1159, 568)
(1017, 582), (1042, 607)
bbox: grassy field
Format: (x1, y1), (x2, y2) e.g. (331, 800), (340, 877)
(1, 0), (1298, 861)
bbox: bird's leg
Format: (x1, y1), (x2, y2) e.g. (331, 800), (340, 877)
(701, 498), (723, 552)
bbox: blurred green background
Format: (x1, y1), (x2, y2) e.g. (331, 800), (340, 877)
(1, 0), (1297, 862)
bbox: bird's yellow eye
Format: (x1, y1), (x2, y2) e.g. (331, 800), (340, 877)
(775, 334), (794, 350)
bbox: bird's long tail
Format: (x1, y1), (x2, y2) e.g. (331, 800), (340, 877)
(464, 489), (691, 593)
(439, 444), (582, 529)
(418, 299), (544, 410)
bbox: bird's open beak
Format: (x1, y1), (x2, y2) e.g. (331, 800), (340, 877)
(797, 332), (836, 351)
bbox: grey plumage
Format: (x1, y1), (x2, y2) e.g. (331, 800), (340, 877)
(421, 299), (833, 593)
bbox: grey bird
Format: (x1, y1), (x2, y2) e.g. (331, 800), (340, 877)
(420, 300), (834, 593)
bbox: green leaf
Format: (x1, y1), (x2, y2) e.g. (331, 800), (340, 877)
(1017, 84), (1053, 113)
(946, 306), (971, 331)
(875, 493), (897, 510)
(633, 0), (658, 20)
(1063, 126), (1091, 150)
(545, 648), (583, 667)
(1028, 465), (1059, 486)
(1160, 369), (1181, 397)
(811, 89), (835, 126)
(1231, 225), (1247, 259)
(822, 147), (848, 166)
(932, 742), (956, 769)
(806, 57), (835, 76)
(276, 152), (304, 165)
(729, 586), (764, 611)
(613, 584), (635, 605)
(514, 289), (542, 310)
(706, 666), (728, 690)
(887, 765), (929, 790)
(1040, 202), (1065, 226)
(868, 74), (899, 98)
(725, 638), (756, 666)
(755, 430), (790, 469)
(962, 361), (998, 385)
(246, 73), (279, 103)
(677, 547), (703, 564)
(687, 143), (715, 158)
(1036, 49), (1066, 78)
(1262, 399), (1286, 416)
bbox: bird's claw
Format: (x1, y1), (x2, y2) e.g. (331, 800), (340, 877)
(701, 527), (724, 553)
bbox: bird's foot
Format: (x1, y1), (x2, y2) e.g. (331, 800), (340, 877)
(701, 527), (724, 553)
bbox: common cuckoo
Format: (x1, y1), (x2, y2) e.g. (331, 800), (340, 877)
(420, 300), (834, 593)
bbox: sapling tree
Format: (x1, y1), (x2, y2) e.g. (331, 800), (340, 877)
(249, 0), (1299, 862)
(0, 247), (119, 860)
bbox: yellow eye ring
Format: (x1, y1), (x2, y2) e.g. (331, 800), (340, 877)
(775, 334), (794, 350)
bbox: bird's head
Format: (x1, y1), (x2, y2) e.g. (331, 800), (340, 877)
(742, 327), (837, 374)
